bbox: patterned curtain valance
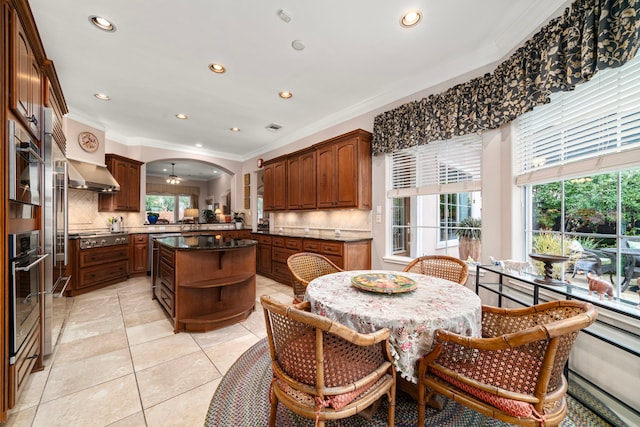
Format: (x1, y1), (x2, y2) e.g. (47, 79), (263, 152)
(146, 183), (200, 197)
(372, 0), (640, 155)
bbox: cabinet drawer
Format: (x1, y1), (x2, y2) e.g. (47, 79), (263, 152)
(272, 261), (293, 284)
(77, 260), (129, 288)
(272, 247), (296, 263)
(285, 238), (302, 251)
(79, 245), (128, 267)
(132, 234), (147, 244)
(253, 234), (272, 245)
(320, 242), (343, 256)
(159, 246), (175, 266)
(158, 261), (175, 291)
(272, 236), (285, 247)
(158, 284), (175, 317)
(302, 240), (343, 256)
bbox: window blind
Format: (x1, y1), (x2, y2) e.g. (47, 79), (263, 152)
(515, 55), (640, 185)
(388, 134), (482, 197)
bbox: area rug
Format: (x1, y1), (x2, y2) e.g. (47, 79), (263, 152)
(205, 338), (620, 427)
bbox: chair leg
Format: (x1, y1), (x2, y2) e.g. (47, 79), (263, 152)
(388, 385), (396, 427)
(417, 382), (425, 426)
(268, 398), (278, 427)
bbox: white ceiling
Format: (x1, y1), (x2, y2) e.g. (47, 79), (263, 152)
(29, 0), (570, 179)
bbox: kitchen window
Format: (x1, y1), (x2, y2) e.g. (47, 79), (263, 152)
(388, 134), (482, 260)
(145, 195), (192, 223)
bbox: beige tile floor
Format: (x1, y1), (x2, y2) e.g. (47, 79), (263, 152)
(5, 275), (294, 427)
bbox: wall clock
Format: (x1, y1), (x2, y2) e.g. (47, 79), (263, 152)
(78, 131), (99, 153)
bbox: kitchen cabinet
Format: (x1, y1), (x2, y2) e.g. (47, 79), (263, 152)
(316, 129), (372, 209)
(251, 232), (372, 285)
(44, 61), (68, 153)
(287, 149), (316, 210)
(262, 129), (372, 212)
(253, 234), (273, 276)
(10, 8), (42, 138)
(263, 157), (287, 211)
(98, 154), (144, 212)
(66, 240), (130, 296)
(129, 234), (148, 275)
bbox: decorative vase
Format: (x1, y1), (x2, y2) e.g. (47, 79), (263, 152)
(148, 215), (158, 224)
(235, 221), (243, 230)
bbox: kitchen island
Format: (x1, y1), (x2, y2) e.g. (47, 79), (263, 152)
(153, 235), (257, 333)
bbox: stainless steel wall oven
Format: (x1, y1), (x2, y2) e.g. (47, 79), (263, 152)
(8, 230), (47, 364)
(8, 119), (43, 206)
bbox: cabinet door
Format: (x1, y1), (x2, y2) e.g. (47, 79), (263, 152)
(256, 244), (272, 275)
(11, 10), (41, 137)
(264, 159), (286, 211)
(316, 144), (336, 208)
(334, 138), (359, 207)
(126, 162), (141, 211)
(299, 150), (317, 209)
(131, 235), (148, 273)
(287, 155), (301, 209)
(111, 159), (129, 210)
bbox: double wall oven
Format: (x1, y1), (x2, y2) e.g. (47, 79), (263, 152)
(8, 231), (47, 365)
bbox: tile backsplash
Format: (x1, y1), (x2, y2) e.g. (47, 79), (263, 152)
(68, 189), (144, 232)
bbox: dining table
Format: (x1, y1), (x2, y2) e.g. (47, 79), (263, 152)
(304, 270), (483, 385)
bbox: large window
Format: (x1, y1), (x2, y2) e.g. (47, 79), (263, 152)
(388, 134), (482, 260)
(146, 195), (192, 223)
(516, 55), (640, 306)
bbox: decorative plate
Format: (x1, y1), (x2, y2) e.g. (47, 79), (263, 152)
(78, 131), (99, 153)
(351, 273), (417, 294)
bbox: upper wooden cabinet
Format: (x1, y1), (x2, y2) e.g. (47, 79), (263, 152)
(263, 157), (287, 211)
(10, 8), (42, 138)
(287, 149), (316, 210)
(264, 129), (372, 211)
(316, 130), (372, 209)
(44, 60), (68, 154)
(98, 154), (144, 212)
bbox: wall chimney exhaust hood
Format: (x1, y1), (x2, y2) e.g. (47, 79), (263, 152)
(67, 159), (120, 192)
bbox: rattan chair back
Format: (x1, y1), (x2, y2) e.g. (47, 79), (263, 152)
(403, 255), (468, 284)
(261, 295), (396, 427)
(417, 300), (598, 427)
(287, 252), (343, 303)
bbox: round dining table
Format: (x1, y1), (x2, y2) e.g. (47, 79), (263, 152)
(305, 270), (482, 384)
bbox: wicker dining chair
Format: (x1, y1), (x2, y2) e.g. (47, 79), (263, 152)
(402, 255), (468, 285)
(260, 295), (396, 427)
(416, 300), (598, 427)
(287, 252), (343, 303)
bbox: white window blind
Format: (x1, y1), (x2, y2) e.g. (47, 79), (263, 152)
(515, 55), (640, 185)
(388, 134), (482, 197)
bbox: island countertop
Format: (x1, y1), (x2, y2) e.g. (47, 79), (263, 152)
(155, 235), (257, 250)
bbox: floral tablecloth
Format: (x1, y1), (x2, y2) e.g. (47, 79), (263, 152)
(305, 270), (482, 384)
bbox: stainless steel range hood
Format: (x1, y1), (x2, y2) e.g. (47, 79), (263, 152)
(67, 159), (120, 192)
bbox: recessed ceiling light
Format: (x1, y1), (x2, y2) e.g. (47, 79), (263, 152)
(230, 127), (240, 132)
(209, 63), (226, 74)
(279, 91), (293, 99)
(94, 93), (110, 100)
(277, 9), (292, 23)
(88, 15), (116, 32)
(291, 40), (306, 51)
(195, 143), (202, 148)
(175, 113), (188, 120)
(401, 10), (422, 27)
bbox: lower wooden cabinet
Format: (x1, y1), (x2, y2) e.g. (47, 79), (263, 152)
(66, 240), (130, 296)
(129, 233), (148, 275)
(251, 233), (372, 285)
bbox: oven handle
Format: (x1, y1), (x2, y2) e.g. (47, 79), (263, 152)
(17, 144), (44, 164)
(15, 253), (49, 272)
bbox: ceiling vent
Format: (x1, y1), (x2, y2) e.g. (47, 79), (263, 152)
(265, 123), (283, 132)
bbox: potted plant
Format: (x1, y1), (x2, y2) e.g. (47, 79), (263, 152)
(202, 209), (217, 223)
(232, 211), (245, 229)
(147, 212), (160, 225)
(456, 217), (481, 261)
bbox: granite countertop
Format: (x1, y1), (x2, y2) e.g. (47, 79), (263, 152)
(250, 230), (372, 243)
(155, 235), (257, 250)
